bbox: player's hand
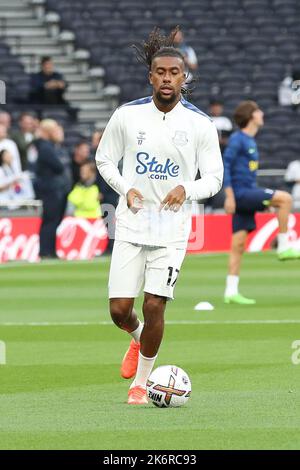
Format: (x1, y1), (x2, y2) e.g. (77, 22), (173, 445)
(224, 196), (236, 214)
(159, 185), (186, 212)
(126, 188), (144, 214)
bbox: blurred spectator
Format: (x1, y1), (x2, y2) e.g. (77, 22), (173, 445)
(91, 130), (103, 150)
(29, 57), (67, 105)
(0, 123), (22, 173)
(278, 69), (300, 107)
(71, 141), (91, 185)
(10, 113), (37, 170)
(32, 119), (67, 259)
(54, 124), (73, 195)
(0, 111), (11, 131)
(0, 149), (34, 205)
(285, 160), (300, 210)
(209, 99), (233, 153)
(173, 30), (198, 83)
(67, 161), (102, 218)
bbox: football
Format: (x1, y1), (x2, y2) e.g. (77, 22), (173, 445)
(146, 365), (191, 408)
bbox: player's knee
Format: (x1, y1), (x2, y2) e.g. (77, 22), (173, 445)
(233, 237), (246, 254)
(144, 295), (166, 312)
(143, 295), (166, 326)
(110, 301), (131, 327)
(236, 241), (246, 254)
(274, 191), (292, 207)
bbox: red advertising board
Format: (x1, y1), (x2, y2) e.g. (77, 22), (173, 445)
(186, 212), (300, 253)
(0, 216), (108, 263)
(1, 213), (300, 263)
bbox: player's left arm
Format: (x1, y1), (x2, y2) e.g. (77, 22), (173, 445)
(181, 120), (223, 201)
(159, 185), (186, 212)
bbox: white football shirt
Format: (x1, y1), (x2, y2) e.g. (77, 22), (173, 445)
(96, 96), (223, 248)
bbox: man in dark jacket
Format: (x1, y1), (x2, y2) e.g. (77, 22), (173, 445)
(30, 57), (67, 105)
(33, 119), (67, 259)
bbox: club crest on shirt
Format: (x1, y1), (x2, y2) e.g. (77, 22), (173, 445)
(137, 131), (146, 145)
(172, 130), (188, 146)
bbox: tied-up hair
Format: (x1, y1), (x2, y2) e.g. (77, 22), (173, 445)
(132, 26), (196, 96)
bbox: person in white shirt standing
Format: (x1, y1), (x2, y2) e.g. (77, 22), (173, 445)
(0, 123), (22, 174)
(96, 27), (223, 405)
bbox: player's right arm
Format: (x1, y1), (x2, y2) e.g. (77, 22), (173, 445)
(95, 109), (127, 196)
(223, 134), (240, 214)
(95, 109), (142, 206)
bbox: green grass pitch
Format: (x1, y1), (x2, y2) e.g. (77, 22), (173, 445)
(0, 252), (300, 450)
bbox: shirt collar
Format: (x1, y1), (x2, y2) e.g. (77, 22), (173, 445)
(151, 96), (182, 117)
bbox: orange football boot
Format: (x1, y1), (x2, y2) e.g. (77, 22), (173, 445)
(127, 385), (148, 405)
(120, 339), (140, 379)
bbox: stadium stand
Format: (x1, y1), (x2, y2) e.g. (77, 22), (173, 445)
(0, 0), (300, 189)
(42, 0), (300, 173)
(0, 0), (120, 139)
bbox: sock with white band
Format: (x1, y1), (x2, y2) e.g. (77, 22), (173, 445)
(132, 352), (157, 389)
(277, 232), (290, 253)
(225, 274), (239, 297)
(129, 320), (143, 343)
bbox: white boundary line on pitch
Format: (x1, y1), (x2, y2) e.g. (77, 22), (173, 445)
(1, 319), (300, 326)
(0, 258), (110, 269)
(0, 252), (269, 269)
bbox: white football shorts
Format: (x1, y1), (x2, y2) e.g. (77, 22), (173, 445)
(108, 240), (186, 300)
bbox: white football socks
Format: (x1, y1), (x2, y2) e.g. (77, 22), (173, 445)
(277, 232), (289, 253)
(129, 320), (143, 343)
(132, 352), (157, 389)
(225, 274), (239, 297)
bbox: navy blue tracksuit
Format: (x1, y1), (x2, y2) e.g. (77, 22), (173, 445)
(33, 138), (67, 257)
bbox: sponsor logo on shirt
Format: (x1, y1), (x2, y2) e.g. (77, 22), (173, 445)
(136, 152), (179, 180)
(172, 130), (188, 146)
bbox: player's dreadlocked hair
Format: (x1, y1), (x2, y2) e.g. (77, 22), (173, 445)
(132, 26), (195, 96)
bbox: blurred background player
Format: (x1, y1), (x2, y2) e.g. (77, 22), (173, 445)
(223, 100), (299, 305)
(96, 27), (223, 405)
